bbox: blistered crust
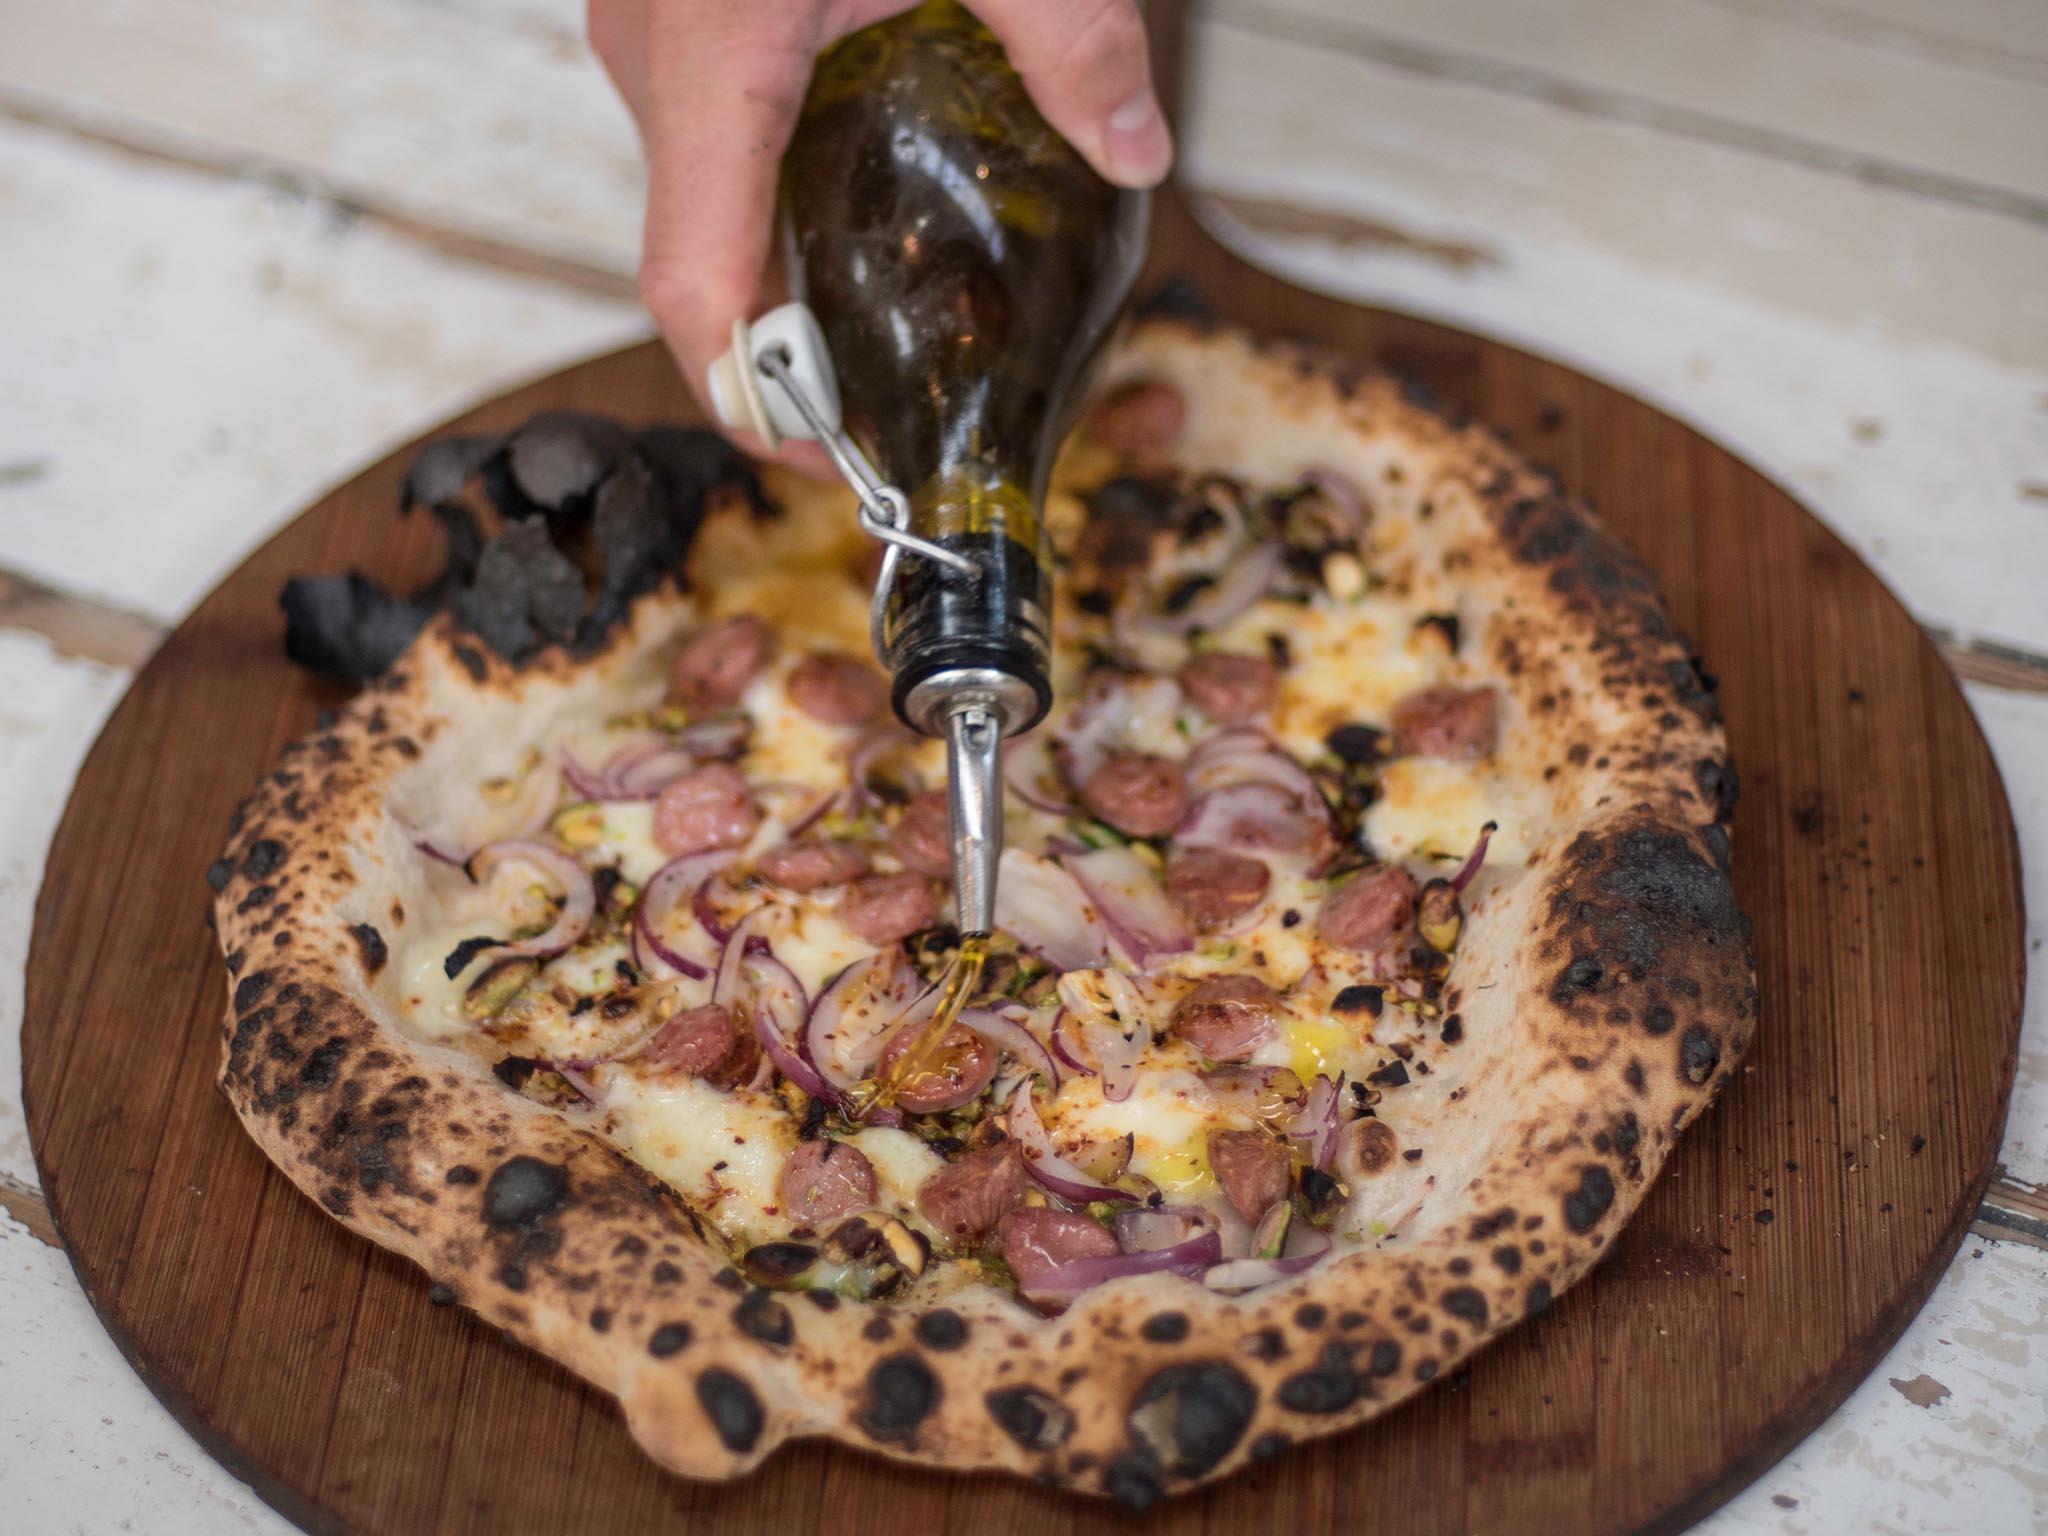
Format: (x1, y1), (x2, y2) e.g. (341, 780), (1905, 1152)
(212, 319), (1754, 1504)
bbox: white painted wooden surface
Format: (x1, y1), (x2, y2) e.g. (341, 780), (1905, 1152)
(1, 1), (2042, 1531)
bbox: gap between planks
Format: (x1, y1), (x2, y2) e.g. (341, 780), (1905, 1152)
(1209, 0), (2048, 229)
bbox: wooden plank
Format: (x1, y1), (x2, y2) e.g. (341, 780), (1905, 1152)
(1179, 20), (2048, 653)
(0, 0), (644, 271)
(0, 114), (639, 623)
(0, 567), (164, 670)
(1227, 0), (2048, 206)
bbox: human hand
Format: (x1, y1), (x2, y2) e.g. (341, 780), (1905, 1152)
(589, 0), (1172, 466)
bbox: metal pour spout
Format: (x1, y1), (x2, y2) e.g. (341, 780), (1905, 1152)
(943, 695), (1004, 938)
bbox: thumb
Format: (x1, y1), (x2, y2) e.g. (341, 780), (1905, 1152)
(966, 0), (1172, 188)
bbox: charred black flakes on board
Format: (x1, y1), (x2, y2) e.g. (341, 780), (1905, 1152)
(1134, 275), (1213, 323)
(280, 418), (771, 682)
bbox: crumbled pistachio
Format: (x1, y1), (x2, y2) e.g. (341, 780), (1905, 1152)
(463, 955), (538, 1023)
(481, 745), (544, 802)
(550, 801), (605, 848)
(1418, 878), (1462, 953)
(1322, 551), (1365, 601)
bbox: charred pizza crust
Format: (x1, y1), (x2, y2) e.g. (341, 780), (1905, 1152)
(211, 318), (1754, 1505)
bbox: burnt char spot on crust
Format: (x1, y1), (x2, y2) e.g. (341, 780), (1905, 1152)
(1104, 1454), (1165, 1512)
(735, 1289), (793, 1348)
(697, 1369), (766, 1454)
(914, 1309), (968, 1351)
(1277, 1349), (1357, 1415)
(1243, 1327), (1285, 1361)
(233, 971), (271, 1013)
(1527, 1281), (1554, 1317)
(987, 1386), (1074, 1451)
(349, 922), (388, 976)
(241, 838), (287, 878)
(1251, 1431), (1292, 1462)
(1142, 1312), (1190, 1343)
(859, 1354), (939, 1442)
(1442, 1286), (1488, 1324)
(483, 1156), (568, 1228)
(648, 1322), (691, 1357)
(1680, 1024), (1721, 1084)
(1369, 1340), (1402, 1376)
(1130, 1362), (1257, 1481)
(1563, 1166), (1616, 1232)
(205, 857), (234, 893)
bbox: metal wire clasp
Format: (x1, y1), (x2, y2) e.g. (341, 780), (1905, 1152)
(752, 347), (974, 661)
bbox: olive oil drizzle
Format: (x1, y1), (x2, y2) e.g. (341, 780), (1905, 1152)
(848, 933), (988, 1118)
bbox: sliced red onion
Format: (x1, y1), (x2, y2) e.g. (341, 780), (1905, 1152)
(1115, 1204), (1216, 1253)
(561, 751), (611, 802)
(1186, 729), (1323, 803)
(1049, 1009), (1095, 1077)
(1201, 1225), (1333, 1292)
(783, 787), (838, 840)
(1061, 845), (1192, 966)
(805, 951), (922, 1092)
(956, 1007), (1059, 1088)
(633, 849), (735, 980)
(675, 713), (751, 760)
(704, 909), (770, 1015)
(1054, 672), (1184, 787)
(1450, 819), (1499, 893)
(848, 729), (924, 810)
(611, 745), (698, 799)
(1300, 465), (1366, 536)
(561, 736), (691, 802)
(1285, 1074), (1344, 1169)
(1021, 1230), (1225, 1300)
(750, 975), (836, 1102)
(1055, 969), (1152, 1102)
(993, 850), (1112, 971)
(1002, 733), (1075, 815)
(1005, 1079), (1140, 1204)
(1120, 539), (1282, 641)
(692, 873), (752, 945)
(416, 837), (465, 866)
(466, 840), (595, 958)
(1175, 782), (1327, 859)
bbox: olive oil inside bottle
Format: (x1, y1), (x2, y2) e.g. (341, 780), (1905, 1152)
(781, 0), (1148, 729)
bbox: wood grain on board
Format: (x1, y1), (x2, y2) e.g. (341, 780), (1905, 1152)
(20, 7), (2024, 1535)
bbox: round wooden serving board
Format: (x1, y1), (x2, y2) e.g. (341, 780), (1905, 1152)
(23, 10), (2024, 1534)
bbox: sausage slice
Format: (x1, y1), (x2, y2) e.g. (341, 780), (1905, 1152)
(1171, 974), (1283, 1062)
(778, 1138), (878, 1229)
(917, 1142), (1029, 1242)
(1317, 863), (1420, 952)
(1207, 1129), (1292, 1223)
(1390, 685), (1498, 760)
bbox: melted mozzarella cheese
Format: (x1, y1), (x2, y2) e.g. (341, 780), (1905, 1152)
(390, 928), (476, 1039)
(577, 801), (668, 885)
(849, 1127), (944, 1220)
(1217, 596), (1434, 761)
(1366, 758), (1522, 865)
(606, 1078), (795, 1244)
(751, 902), (881, 999)
(1050, 1068), (1234, 1198)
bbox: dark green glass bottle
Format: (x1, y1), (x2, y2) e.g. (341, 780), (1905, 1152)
(781, 0), (1148, 735)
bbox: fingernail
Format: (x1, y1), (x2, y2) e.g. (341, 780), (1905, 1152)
(1105, 90), (1172, 186)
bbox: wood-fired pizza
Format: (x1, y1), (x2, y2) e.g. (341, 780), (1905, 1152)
(212, 316), (1755, 1505)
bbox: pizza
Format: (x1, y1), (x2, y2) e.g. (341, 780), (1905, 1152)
(212, 316), (1755, 1505)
